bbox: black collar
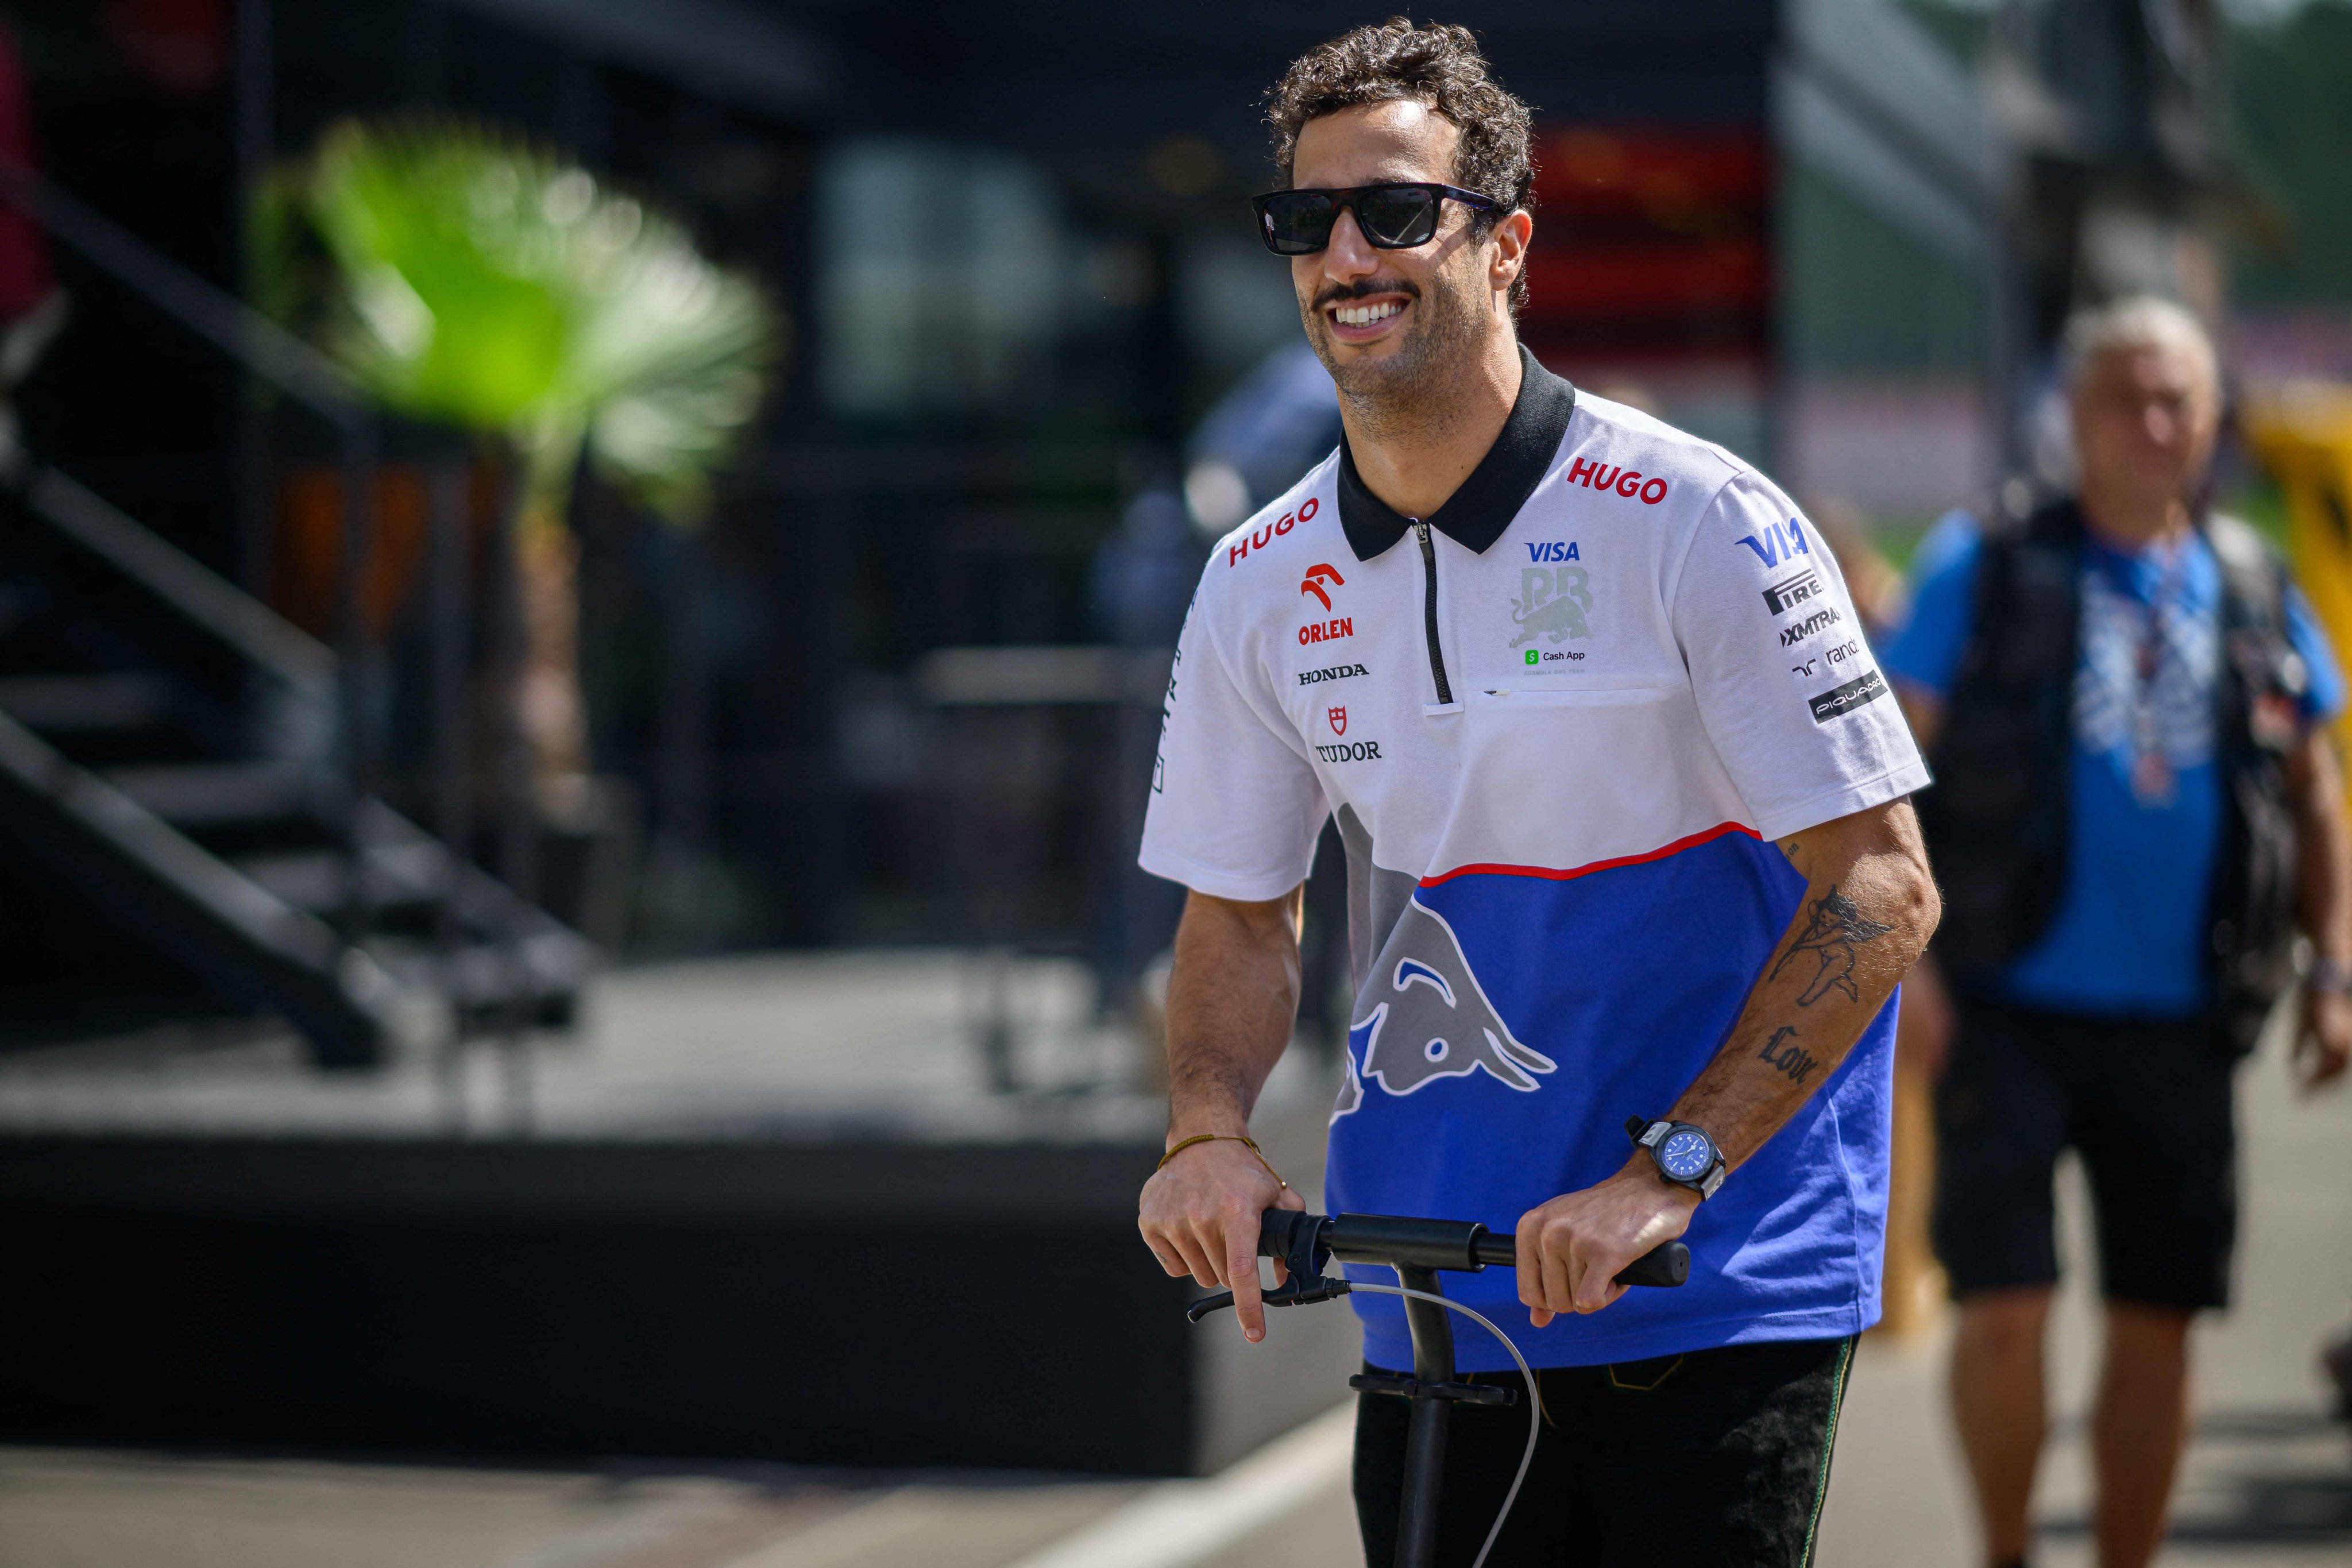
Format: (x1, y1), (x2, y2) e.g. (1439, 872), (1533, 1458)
(1335, 344), (1578, 562)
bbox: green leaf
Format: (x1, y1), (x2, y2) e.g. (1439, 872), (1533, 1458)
(252, 115), (782, 526)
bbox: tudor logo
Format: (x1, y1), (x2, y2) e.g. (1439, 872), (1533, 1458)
(1300, 562), (1345, 612)
(1328, 705), (1347, 736)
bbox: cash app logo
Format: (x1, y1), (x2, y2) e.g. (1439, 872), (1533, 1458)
(1524, 649), (1538, 665)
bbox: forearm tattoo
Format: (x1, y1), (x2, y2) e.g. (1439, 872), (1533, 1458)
(1756, 1025), (1818, 1084)
(1767, 885), (1895, 1007)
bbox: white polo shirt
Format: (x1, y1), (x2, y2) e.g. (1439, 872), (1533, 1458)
(1140, 349), (1931, 1369)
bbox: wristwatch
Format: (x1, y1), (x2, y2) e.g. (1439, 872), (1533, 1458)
(1625, 1115), (1726, 1200)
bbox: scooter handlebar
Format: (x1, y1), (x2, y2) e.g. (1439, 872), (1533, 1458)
(1470, 1229), (1691, 1288)
(1259, 1210), (1690, 1288)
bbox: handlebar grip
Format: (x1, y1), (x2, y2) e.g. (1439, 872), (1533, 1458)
(1469, 1230), (1689, 1287)
(1258, 1207), (1320, 1260)
(1615, 1240), (1690, 1288)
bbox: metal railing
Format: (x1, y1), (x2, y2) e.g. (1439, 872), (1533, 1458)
(0, 159), (527, 996)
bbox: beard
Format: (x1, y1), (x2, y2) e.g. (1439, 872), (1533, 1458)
(1301, 256), (1488, 437)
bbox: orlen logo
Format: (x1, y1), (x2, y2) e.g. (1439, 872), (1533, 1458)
(1300, 562), (1345, 611)
(1737, 517), (1812, 569)
(1566, 456), (1669, 505)
(1299, 617), (1354, 646)
(1226, 496), (1321, 567)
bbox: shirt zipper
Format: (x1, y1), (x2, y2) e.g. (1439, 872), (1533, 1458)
(1413, 519), (1454, 706)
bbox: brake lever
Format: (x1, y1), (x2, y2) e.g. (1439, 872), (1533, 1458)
(1185, 1271), (1353, 1323)
(1184, 1209), (1352, 1323)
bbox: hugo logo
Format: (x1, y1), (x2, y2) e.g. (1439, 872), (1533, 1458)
(1300, 562), (1345, 612)
(1226, 496), (1321, 567)
(1566, 456), (1669, 505)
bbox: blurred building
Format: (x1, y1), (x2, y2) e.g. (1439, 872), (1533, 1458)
(0, 0), (2012, 1053)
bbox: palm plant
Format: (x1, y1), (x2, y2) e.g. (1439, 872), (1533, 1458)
(253, 115), (781, 786)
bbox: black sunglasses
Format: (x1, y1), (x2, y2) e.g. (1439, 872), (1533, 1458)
(1251, 182), (1500, 256)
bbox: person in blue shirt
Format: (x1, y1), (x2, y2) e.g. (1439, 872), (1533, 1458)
(1884, 296), (2352, 1568)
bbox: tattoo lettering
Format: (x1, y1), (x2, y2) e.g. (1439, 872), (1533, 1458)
(1757, 1025), (1818, 1084)
(1768, 885), (1895, 1006)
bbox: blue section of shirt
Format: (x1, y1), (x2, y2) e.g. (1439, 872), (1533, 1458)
(1325, 833), (1895, 1371)
(1883, 512), (2346, 1016)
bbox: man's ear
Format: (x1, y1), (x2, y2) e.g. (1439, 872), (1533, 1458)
(1489, 210), (1533, 298)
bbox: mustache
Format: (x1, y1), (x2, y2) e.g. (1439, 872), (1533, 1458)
(1312, 277), (1420, 312)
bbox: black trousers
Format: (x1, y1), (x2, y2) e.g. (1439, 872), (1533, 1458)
(1353, 1336), (1856, 1568)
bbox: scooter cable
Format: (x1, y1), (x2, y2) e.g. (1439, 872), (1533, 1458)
(1350, 1278), (1540, 1568)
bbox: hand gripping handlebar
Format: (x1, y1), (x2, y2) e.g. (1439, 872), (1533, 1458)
(1185, 1209), (1690, 1323)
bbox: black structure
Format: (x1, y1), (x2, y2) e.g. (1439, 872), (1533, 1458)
(0, 1116), (1350, 1476)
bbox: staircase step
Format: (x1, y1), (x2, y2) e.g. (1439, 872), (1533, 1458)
(103, 761), (323, 828)
(234, 843), (449, 916)
(0, 673), (172, 732)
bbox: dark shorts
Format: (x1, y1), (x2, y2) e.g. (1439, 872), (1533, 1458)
(1353, 1336), (1855, 1568)
(1933, 993), (2238, 1312)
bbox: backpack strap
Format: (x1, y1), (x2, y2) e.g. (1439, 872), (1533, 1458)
(2206, 511), (2310, 714)
(2207, 512), (2286, 634)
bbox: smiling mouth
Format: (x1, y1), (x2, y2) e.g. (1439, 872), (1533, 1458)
(1331, 300), (1405, 327)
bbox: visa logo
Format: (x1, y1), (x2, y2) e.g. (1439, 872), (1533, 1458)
(1736, 518), (1812, 569)
(1524, 540), (1581, 562)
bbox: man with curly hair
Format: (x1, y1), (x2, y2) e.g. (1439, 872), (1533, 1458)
(1136, 20), (1940, 1566)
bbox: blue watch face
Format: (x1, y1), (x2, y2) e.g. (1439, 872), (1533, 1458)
(1659, 1129), (1714, 1181)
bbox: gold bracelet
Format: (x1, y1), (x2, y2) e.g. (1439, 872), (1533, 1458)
(1156, 1132), (1289, 1189)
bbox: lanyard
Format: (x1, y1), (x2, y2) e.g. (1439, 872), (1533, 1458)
(2122, 539), (2195, 806)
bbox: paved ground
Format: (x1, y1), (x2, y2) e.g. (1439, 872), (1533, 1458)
(0, 951), (1184, 1140)
(1, 969), (2346, 1567)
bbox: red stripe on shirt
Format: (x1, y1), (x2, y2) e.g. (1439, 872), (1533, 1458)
(1418, 820), (1762, 889)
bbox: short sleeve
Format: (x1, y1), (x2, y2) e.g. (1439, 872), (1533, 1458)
(1879, 509), (1984, 701)
(1138, 586), (1328, 901)
(2284, 581), (2347, 724)
(1669, 476), (1932, 841)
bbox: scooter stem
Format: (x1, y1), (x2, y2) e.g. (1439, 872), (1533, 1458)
(1394, 1262), (1457, 1568)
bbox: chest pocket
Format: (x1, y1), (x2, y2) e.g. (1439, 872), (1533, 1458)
(1452, 682), (1751, 866)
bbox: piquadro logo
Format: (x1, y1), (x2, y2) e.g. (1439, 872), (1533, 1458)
(1566, 457), (1669, 504)
(1510, 565), (1594, 649)
(1225, 496), (1320, 567)
(1738, 517), (1812, 569)
(1300, 562), (1344, 611)
(1810, 669), (1889, 723)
